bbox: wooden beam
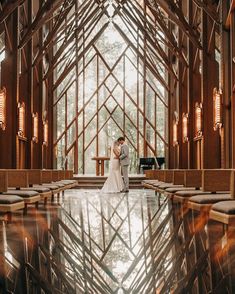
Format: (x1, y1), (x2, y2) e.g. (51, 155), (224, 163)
(225, 0), (235, 29)
(0, 0), (25, 24)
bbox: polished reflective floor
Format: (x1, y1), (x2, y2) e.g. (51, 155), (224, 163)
(1, 189), (231, 293)
(0, 189), (175, 293)
(61, 190), (169, 293)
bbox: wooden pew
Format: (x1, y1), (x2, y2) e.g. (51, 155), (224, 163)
(41, 170), (62, 201)
(25, 170), (52, 205)
(3, 170), (41, 213)
(173, 170), (209, 203)
(142, 170), (166, 189)
(182, 170), (233, 293)
(164, 170), (199, 198)
(204, 170), (235, 292)
(59, 170), (77, 188)
(0, 171), (25, 221)
(156, 170), (185, 193)
(52, 169), (77, 189)
(64, 170), (77, 186)
(188, 169), (231, 213)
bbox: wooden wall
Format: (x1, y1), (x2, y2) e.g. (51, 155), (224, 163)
(168, 0), (235, 169)
(0, 0), (52, 169)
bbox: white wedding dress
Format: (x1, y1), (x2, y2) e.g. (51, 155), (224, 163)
(101, 144), (124, 193)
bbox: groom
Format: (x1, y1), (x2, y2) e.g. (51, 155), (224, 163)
(118, 137), (130, 192)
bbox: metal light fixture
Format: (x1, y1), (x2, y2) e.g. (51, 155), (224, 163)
(32, 112), (38, 143)
(213, 88), (222, 131)
(195, 102), (202, 138)
(0, 87), (6, 130)
(43, 120), (48, 146)
(182, 113), (189, 143)
(18, 102), (25, 137)
(173, 120), (178, 146)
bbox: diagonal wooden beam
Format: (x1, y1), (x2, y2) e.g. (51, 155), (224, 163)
(192, 0), (221, 24)
(113, 22), (170, 91)
(146, 0), (202, 49)
(0, 0), (25, 24)
(51, 22), (109, 90)
(19, 0), (72, 49)
(117, 4), (179, 79)
(42, 4), (105, 72)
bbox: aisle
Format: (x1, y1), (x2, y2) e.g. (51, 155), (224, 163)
(0, 189), (177, 293)
(60, 189), (170, 293)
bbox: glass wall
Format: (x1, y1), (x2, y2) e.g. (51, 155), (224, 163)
(53, 0), (168, 174)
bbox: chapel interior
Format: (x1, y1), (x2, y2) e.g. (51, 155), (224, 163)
(0, 0), (235, 293)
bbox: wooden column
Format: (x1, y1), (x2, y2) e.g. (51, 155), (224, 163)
(201, 10), (220, 169)
(0, 8), (19, 168)
(178, 2), (189, 169)
(221, 1), (232, 168)
(187, 0), (197, 169)
(230, 5), (235, 168)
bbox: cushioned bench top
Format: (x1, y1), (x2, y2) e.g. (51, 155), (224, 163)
(5, 190), (39, 198)
(189, 194), (231, 204)
(41, 184), (60, 190)
(158, 183), (183, 189)
(0, 195), (24, 204)
(142, 180), (159, 184)
(211, 201), (235, 214)
(9, 187), (50, 193)
(61, 180), (77, 184)
(175, 190), (212, 197)
(152, 181), (165, 187)
(52, 182), (65, 188)
(165, 187), (198, 193)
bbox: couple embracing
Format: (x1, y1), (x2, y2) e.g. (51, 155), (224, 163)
(101, 137), (129, 193)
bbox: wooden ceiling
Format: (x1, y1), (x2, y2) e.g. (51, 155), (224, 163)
(0, 0), (221, 86)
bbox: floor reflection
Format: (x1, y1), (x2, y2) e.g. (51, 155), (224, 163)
(0, 189), (173, 293)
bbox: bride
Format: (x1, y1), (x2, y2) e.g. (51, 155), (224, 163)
(101, 141), (124, 193)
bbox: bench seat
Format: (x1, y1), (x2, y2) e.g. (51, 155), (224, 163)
(41, 184), (61, 190)
(165, 187), (199, 193)
(51, 182), (66, 188)
(189, 194), (231, 205)
(175, 190), (212, 197)
(61, 179), (77, 184)
(188, 194), (231, 212)
(0, 195), (24, 204)
(9, 187), (52, 204)
(5, 190), (41, 204)
(158, 183), (183, 189)
(212, 201), (235, 214)
(0, 195), (25, 213)
(209, 201), (235, 224)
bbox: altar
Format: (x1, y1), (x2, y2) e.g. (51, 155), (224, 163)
(92, 156), (110, 176)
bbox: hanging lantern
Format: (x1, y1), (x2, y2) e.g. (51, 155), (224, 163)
(18, 102), (25, 137)
(213, 88), (222, 130)
(0, 87), (6, 130)
(43, 120), (48, 146)
(195, 102), (202, 138)
(173, 120), (178, 146)
(182, 113), (189, 143)
(32, 113), (38, 143)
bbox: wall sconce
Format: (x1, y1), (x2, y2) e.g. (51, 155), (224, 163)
(195, 102), (202, 138)
(18, 102), (25, 137)
(182, 113), (189, 143)
(32, 112), (38, 143)
(0, 87), (6, 130)
(43, 120), (48, 146)
(213, 88), (222, 130)
(173, 120), (178, 146)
